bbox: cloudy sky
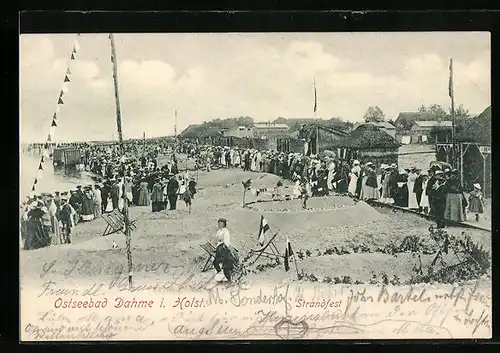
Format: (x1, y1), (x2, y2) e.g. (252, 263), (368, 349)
(20, 32), (490, 142)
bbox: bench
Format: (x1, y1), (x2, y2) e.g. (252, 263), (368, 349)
(102, 209), (138, 237)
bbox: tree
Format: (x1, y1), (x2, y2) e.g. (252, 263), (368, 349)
(363, 106), (386, 123)
(453, 104), (470, 121)
(417, 104), (448, 121)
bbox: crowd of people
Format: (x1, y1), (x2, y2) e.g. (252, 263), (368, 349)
(179, 141), (485, 228)
(20, 139), (485, 253)
(20, 141), (197, 250)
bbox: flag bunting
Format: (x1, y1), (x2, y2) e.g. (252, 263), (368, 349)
(29, 34), (80, 195)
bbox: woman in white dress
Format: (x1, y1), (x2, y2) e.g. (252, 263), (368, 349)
(348, 160), (361, 196)
(212, 218), (239, 282)
(419, 171), (430, 213)
(407, 168), (419, 210)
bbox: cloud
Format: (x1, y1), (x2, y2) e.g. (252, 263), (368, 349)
(20, 36), (54, 68)
(19, 34), (491, 142)
(283, 41), (341, 79)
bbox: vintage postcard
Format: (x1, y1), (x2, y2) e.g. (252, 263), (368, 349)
(20, 32), (491, 341)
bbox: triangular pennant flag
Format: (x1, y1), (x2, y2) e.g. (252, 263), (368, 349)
(34, 178), (38, 185)
(71, 53), (75, 60)
(58, 97), (64, 105)
(51, 119), (57, 127)
(66, 68), (71, 75)
(38, 162), (43, 171)
(73, 40), (80, 52)
(52, 112), (57, 120)
(31, 185), (35, 191)
(64, 75), (70, 82)
(258, 215), (270, 246)
(41, 156), (44, 163)
(47, 134), (52, 142)
(59, 90), (64, 98)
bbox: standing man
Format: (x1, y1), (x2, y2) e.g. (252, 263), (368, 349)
(167, 174), (180, 210)
(430, 170), (447, 228)
(59, 197), (74, 244)
(413, 168), (424, 212)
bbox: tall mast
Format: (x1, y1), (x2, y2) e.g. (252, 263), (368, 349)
(174, 109), (178, 138)
(109, 33), (134, 290)
(314, 77), (319, 155)
(449, 58), (456, 168)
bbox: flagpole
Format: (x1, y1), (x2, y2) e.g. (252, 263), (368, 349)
(109, 33), (134, 291)
(449, 58), (456, 168)
(314, 78), (319, 155)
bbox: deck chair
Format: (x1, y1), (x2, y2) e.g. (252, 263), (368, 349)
(247, 231), (281, 265)
(102, 209), (138, 237)
(199, 242), (217, 272)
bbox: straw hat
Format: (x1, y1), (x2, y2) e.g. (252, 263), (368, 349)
(473, 183), (481, 190)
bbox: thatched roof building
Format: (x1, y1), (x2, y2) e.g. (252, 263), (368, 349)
(456, 105), (491, 145)
(328, 123), (401, 149)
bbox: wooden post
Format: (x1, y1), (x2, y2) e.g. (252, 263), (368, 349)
(242, 188), (247, 207)
(460, 143), (464, 187)
(483, 152), (487, 197)
(449, 58), (456, 168)
(110, 33), (133, 291)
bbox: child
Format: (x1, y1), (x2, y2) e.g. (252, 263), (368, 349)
(300, 179), (309, 209)
(468, 183), (484, 222)
(182, 188), (192, 214)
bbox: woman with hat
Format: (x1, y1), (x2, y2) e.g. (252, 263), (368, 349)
(348, 160), (361, 197)
(151, 178), (165, 212)
(212, 218), (239, 282)
(23, 201), (51, 250)
(137, 179), (151, 207)
(360, 162), (379, 201)
(444, 169), (466, 223)
(380, 165), (393, 203)
(468, 183), (484, 222)
(80, 186), (95, 222)
(47, 194), (62, 245)
(407, 167), (420, 210)
(419, 171), (430, 214)
(93, 184), (102, 219)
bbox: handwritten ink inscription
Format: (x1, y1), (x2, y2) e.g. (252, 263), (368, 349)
(22, 274), (492, 340)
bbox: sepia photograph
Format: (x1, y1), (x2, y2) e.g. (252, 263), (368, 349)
(19, 31), (491, 340)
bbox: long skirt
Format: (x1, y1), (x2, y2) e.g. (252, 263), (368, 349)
(137, 189), (151, 206)
(50, 215), (62, 245)
(152, 201), (164, 212)
(94, 201), (102, 218)
(348, 176), (358, 195)
(444, 193), (465, 222)
(468, 196), (484, 214)
(362, 185), (380, 200)
(24, 220), (51, 250)
(213, 243), (239, 280)
(420, 192), (429, 208)
(105, 199), (113, 212)
(407, 181), (419, 209)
